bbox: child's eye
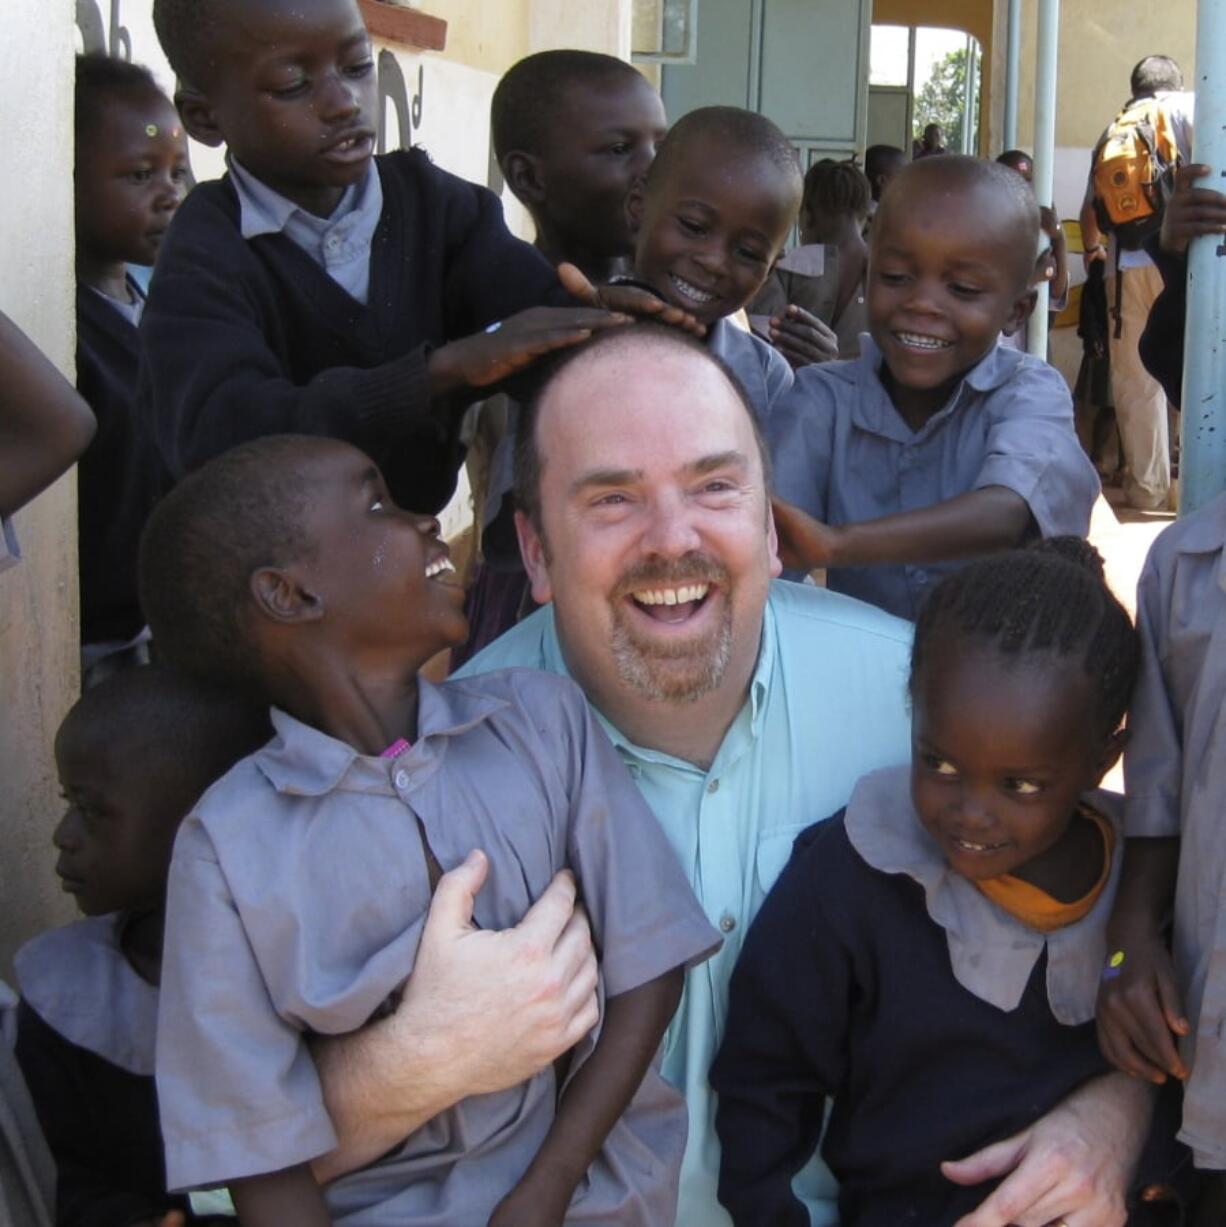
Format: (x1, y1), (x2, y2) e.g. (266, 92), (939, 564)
(344, 59), (375, 80)
(921, 753), (958, 777)
(1003, 777), (1043, 796)
(677, 216), (706, 236)
(606, 142), (632, 156)
(270, 79), (309, 99)
(736, 246), (768, 265)
(171, 166), (190, 183)
(877, 270), (908, 286)
(949, 283), (984, 299)
(125, 168), (153, 184)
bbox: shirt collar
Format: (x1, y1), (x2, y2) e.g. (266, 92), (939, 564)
(227, 154), (379, 241)
(852, 335), (1023, 439)
(845, 765), (1121, 1022)
(537, 591), (776, 769)
(255, 679), (510, 797)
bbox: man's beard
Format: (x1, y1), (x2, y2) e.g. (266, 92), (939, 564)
(608, 554), (733, 703)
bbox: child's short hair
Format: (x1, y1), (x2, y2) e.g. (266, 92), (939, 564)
(646, 106), (799, 191)
(864, 143), (905, 184)
(60, 663), (271, 808)
(152, 0), (228, 91)
(802, 158), (871, 224)
(491, 50), (646, 163)
(1131, 55), (1183, 97)
(75, 53), (164, 143)
(996, 149), (1033, 175)
(910, 538), (1140, 740)
(139, 436), (328, 691)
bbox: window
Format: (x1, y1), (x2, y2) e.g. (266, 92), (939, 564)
(632, 0), (698, 65)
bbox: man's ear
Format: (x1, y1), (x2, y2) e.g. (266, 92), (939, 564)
(515, 509), (555, 606)
(766, 494), (783, 579)
(249, 565), (325, 624)
(175, 86), (225, 148)
(1002, 287), (1038, 337)
(503, 151), (546, 208)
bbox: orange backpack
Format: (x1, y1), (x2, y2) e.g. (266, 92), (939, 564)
(1091, 96), (1181, 249)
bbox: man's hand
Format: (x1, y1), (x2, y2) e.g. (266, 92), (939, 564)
(771, 496), (840, 571)
(429, 307), (630, 396)
(1160, 163), (1226, 256)
(768, 305), (839, 368)
(943, 1073), (1153, 1227)
(557, 262), (706, 336)
(1096, 932), (1190, 1083)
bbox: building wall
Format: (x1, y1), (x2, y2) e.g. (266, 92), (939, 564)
(0, 0), (80, 972)
(0, 0), (629, 974)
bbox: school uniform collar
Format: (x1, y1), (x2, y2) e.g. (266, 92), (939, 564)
(227, 153), (381, 242)
(256, 679), (510, 797)
(849, 336), (1025, 443)
(14, 916), (159, 1075)
(844, 764), (1122, 1023)
(536, 595), (775, 771)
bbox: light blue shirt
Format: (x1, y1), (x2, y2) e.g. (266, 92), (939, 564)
(228, 156), (383, 305)
(460, 579), (914, 1227)
(769, 336), (1100, 620)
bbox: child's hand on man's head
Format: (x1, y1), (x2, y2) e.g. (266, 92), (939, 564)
(557, 262), (706, 337)
(429, 307), (632, 396)
(1096, 933), (1191, 1084)
(769, 304), (839, 369)
(1160, 163), (1226, 257)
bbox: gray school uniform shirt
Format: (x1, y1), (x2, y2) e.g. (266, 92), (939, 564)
(1124, 492), (1226, 1169)
(156, 668), (722, 1224)
(767, 336), (1100, 619)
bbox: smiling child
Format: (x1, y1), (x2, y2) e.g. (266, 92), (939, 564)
(710, 539), (1187, 1227)
(74, 54), (189, 675)
(137, 435), (719, 1227)
(767, 154), (1099, 620)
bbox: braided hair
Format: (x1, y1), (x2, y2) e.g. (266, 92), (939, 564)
(910, 538), (1140, 739)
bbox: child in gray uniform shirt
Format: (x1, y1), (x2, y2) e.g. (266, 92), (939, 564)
(768, 155), (1099, 621)
(138, 435), (720, 1227)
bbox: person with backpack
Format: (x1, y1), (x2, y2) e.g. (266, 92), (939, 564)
(1080, 55), (1194, 512)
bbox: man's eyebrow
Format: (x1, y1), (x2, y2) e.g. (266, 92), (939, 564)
(569, 467), (644, 496)
(685, 450), (750, 476)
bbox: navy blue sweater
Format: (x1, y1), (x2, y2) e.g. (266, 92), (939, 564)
(137, 149), (562, 512)
(711, 814), (1178, 1227)
(75, 285), (165, 645)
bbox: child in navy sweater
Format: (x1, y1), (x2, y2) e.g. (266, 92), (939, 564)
(74, 55), (188, 671)
(14, 666), (270, 1227)
(712, 540), (1186, 1226)
(141, 0), (660, 515)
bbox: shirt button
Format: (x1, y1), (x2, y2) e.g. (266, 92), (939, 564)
(707, 778), (720, 794)
(393, 769), (410, 790)
(719, 913), (737, 933)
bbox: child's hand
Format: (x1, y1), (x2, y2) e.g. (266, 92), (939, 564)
(557, 262), (706, 336)
(1096, 933), (1191, 1084)
(487, 1174), (570, 1227)
(431, 307), (631, 393)
(1160, 163), (1226, 256)
(769, 305), (839, 368)
(771, 495), (840, 571)
(1039, 206), (1063, 242)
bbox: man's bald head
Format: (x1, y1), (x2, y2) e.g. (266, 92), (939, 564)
(513, 324), (770, 529)
(875, 154), (1040, 293)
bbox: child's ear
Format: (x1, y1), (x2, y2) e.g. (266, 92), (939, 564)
(249, 566), (325, 624)
(1001, 287), (1038, 337)
(503, 151), (546, 208)
(625, 184), (645, 239)
(175, 87), (224, 148)
(515, 509), (555, 606)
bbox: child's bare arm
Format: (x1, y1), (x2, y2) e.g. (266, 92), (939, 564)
(0, 310), (95, 516)
(229, 1162), (332, 1227)
(487, 968), (684, 1227)
(1096, 837), (1188, 1084)
(772, 486), (1032, 573)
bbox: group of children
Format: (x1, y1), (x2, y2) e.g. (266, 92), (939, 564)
(1, 0), (1224, 1221)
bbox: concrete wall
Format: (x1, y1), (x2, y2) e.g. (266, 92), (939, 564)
(0, 0), (80, 972)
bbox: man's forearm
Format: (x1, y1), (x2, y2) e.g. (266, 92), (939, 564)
(827, 487), (1033, 569)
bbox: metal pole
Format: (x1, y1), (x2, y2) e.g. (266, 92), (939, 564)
(1028, 0), (1059, 358)
(1180, 0), (1226, 513)
(1004, 0), (1021, 150)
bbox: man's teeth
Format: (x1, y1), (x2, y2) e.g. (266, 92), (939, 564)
(425, 557), (455, 579)
(633, 583), (710, 606)
(670, 275), (715, 305)
(897, 331), (953, 350)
